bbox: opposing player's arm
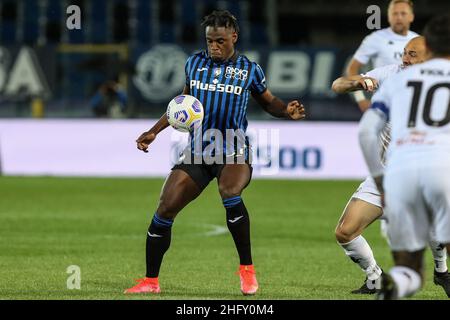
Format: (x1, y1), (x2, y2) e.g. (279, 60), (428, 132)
(345, 58), (365, 77)
(136, 85), (190, 153)
(345, 58), (372, 112)
(332, 75), (379, 93)
(251, 89), (305, 120)
(358, 81), (391, 190)
(358, 106), (388, 192)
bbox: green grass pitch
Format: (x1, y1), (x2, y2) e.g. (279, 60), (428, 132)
(0, 176), (446, 300)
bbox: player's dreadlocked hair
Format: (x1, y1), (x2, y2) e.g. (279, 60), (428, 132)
(201, 10), (240, 34)
(423, 13), (450, 56)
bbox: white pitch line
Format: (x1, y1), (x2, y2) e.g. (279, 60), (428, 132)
(202, 223), (228, 237)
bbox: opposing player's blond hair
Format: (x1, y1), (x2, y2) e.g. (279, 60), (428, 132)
(388, 0), (414, 12)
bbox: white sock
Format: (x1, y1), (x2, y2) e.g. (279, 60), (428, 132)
(429, 240), (448, 273)
(390, 266), (421, 298)
(339, 235), (382, 280)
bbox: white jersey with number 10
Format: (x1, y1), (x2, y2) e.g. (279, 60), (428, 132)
(372, 58), (450, 168)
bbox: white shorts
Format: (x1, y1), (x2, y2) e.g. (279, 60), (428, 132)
(352, 176), (383, 209)
(384, 164), (450, 252)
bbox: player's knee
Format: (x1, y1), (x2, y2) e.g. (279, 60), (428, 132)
(335, 225), (358, 244)
(156, 199), (179, 220)
(218, 184), (242, 199)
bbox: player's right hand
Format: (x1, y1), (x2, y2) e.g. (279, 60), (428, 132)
(136, 131), (156, 153)
(356, 77), (379, 92)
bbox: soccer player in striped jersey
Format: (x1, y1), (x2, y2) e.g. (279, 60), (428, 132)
(332, 36), (450, 297)
(124, 10), (305, 295)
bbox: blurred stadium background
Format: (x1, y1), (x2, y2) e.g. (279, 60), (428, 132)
(0, 0), (447, 120)
(1, 0), (449, 300)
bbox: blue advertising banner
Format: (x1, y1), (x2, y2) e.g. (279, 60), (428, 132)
(0, 44), (361, 120)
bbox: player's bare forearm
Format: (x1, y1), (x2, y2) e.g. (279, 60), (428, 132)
(342, 62), (376, 112)
(357, 100), (371, 112)
(332, 76), (362, 93)
(332, 76), (379, 94)
(139, 113), (170, 139)
(345, 59), (364, 76)
(265, 96), (291, 118)
(252, 90), (305, 120)
(136, 114), (169, 153)
(149, 113), (170, 135)
(144, 85), (189, 136)
(136, 85), (190, 152)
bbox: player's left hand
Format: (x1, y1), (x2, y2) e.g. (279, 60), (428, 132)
(136, 131), (156, 153)
(286, 101), (306, 120)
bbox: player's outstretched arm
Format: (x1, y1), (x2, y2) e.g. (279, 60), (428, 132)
(251, 89), (305, 120)
(136, 86), (190, 153)
(332, 76), (379, 93)
(135, 114), (168, 153)
(345, 58), (364, 77)
(345, 58), (373, 112)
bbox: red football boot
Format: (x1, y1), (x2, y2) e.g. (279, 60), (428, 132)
(238, 265), (258, 295)
(124, 277), (160, 294)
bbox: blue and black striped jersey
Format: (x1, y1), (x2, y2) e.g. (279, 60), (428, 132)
(185, 50), (267, 157)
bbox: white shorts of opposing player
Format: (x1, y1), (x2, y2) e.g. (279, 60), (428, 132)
(353, 176), (389, 239)
(352, 173), (448, 247)
(384, 152), (450, 251)
(353, 176), (385, 214)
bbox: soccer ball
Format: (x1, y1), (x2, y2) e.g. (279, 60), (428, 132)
(166, 95), (204, 133)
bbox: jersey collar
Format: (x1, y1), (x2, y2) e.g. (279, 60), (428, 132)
(387, 27), (412, 39)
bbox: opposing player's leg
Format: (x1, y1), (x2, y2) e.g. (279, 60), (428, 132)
(444, 243), (450, 297)
(378, 242), (450, 300)
(125, 169), (203, 294)
(377, 250), (424, 300)
(217, 163), (257, 295)
(335, 194), (383, 294)
(379, 164), (450, 300)
(377, 167), (427, 300)
(429, 238), (450, 297)
(423, 166), (450, 298)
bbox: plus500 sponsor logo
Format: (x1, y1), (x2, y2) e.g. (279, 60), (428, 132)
(255, 146), (322, 170)
(190, 80), (243, 95)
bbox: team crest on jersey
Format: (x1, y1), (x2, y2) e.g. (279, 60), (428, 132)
(214, 68), (221, 78)
(225, 66), (248, 80)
